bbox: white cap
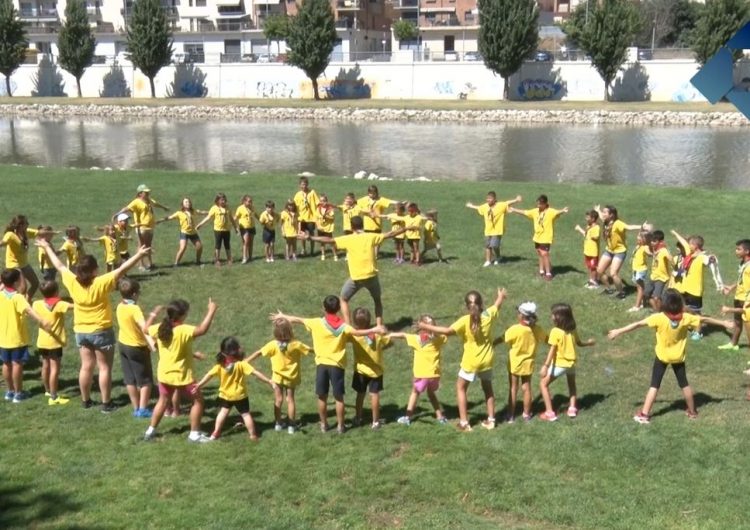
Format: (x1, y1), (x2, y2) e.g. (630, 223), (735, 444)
(117, 213), (129, 222)
(518, 301), (537, 317)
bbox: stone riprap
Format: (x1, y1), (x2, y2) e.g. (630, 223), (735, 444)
(0, 104), (746, 126)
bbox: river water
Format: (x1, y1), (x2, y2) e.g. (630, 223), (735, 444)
(1, 117), (748, 189)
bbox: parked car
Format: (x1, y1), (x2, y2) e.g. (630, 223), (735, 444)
(637, 49), (653, 61)
(444, 51), (458, 61)
(464, 51), (483, 62)
(534, 50), (553, 62)
(257, 54), (275, 63)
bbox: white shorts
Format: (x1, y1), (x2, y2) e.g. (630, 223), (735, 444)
(458, 368), (493, 382)
(550, 366), (575, 378)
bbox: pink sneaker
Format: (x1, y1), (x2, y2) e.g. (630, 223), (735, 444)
(566, 406), (578, 418)
(633, 411), (651, 424)
(539, 411), (558, 422)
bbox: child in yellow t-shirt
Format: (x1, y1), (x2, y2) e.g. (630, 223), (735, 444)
(610, 289), (732, 424)
(646, 230), (673, 312)
(32, 279), (72, 405)
(83, 225), (119, 272)
(404, 202), (424, 265)
(247, 318), (312, 434)
(418, 288), (507, 432)
(628, 231), (652, 313)
(258, 200), (280, 263)
(315, 194), (338, 261)
(336, 192), (360, 235)
(157, 197), (209, 267)
(378, 202), (407, 264)
(389, 315), (449, 425)
(466, 191), (522, 267)
(539, 303), (595, 422)
(497, 302), (547, 423)
(575, 210), (601, 289)
(510, 194), (569, 280)
(234, 195), (258, 264)
(280, 200), (299, 261)
(194, 336), (275, 441)
(422, 210), (446, 264)
(37, 225), (57, 281)
(58, 226), (84, 269)
(196, 192), (239, 266)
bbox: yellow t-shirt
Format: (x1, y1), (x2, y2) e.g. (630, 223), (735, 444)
(449, 305), (499, 373)
(38, 246), (53, 270)
(148, 323), (196, 386)
(735, 261), (750, 302)
(303, 317), (352, 369)
(505, 323), (547, 376)
(357, 196), (394, 231)
(60, 239), (82, 267)
(114, 224), (130, 254)
(3, 228), (36, 268)
(676, 253), (708, 298)
(98, 236), (117, 265)
(583, 224), (600, 258)
(294, 190), (320, 223)
(0, 289), (30, 349)
(523, 207), (561, 245)
(339, 203), (361, 232)
(258, 211), (279, 230)
(170, 210), (198, 235)
(206, 360), (254, 401)
(405, 333), (447, 378)
(650, 247), (672, 282)
(387, 213), (407, 240)
(127, 197), (157, 229)
(350, 334), (390, 378)
(32, 299), (71, 349)
(476, 202), (509, 237)
(423, 220), (440, 247)
(547, 327), (577, 368)
(646, 313), (701, 363)
(260, 339), (311, 386)
(605, 219), (628, 253)
(315, 206), (335, 234)
(116, 301), (148, 348)
(61, 269), (117, 333)
(404, 214), (423, 240)
(334, 233), (386, 281)
(742, 305), (750, 323)
(208, 205), (231, 232)
(234, 205), (256, 230)
(631, 244), (649, 273)
(280, 210), (298, 238)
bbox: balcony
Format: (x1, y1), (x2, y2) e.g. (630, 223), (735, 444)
(86, 6), (102, 21)
(336, 0), (360, 10)
(121, 5), (179, 20)
(393, 0), (418, 9)
(216, 19), (252, 30)
(335, 17), (354, 28)
(19, 6), (59, 22)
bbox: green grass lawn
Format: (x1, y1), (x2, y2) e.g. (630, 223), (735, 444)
(1, 166), (748, 529)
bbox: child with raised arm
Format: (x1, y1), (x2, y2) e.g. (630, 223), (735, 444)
(575, 210), (600, 289)
(1, 215), (50, 300)
(538, 303), (595, 422)
(336, 192), (360, 235)
(196, 193), (239, 266)
(280, 200), (299, 261)
(271, 295), (383, 434)
(157, 197), (208, 266)
(628, 231), (651, 313)
(235, 195), (258, 264)
(315, 194), (338, 261)
(609, 289), (732, 423)
(59, 226), (84, 269)
(114, 184), (169, 270)
(82, 225), (118, 272)
(378, 202), (406, 264)
(466, 192), (522, 267)
(109, 213), (133, 262)
(500, 301), (547, 423)
(246, 317), (312, 434)
(37, 225), (57, 281)
(390, 315), (448, 425)
(142, 298), (217, 443)
(422, 209), (446, 264)
(294, 176), (320, 256)
(418, 288), (507, 432)
(194, 336), (276, 441)
(595, 205), (644, 299)
(510, 195), (569, 280)
(258, 200), (279, 263)
(1, 268), (51, 403)
(116, 277), (154, 418)
(32, 280), (71, 405)
(356, 185), (397, 234)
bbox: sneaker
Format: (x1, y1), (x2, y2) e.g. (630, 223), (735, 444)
(82, 399), (95, 409)
(270, 257), (275, 262)
(136, 408), (152, 418)
(336, 425), (346, 435)
(45, 391), (51, 397)
(101, 402), (117, 414)
(12, 391), (29, 403)
(371, 421), (382, 430)
(210, 430), (221, 440)
(627, 306), (641, 313)
(505, 415), (515, 424)
(718, 343), (740, 351)
(241, 258), (248, 264)
(480, 418), (496, 430)
(600, 288), (614, 295)
(397, 416), (411, 426)
(187, 432), (213, 443)
(319, 422), (329, 433)
(633, 411), (651, 424)
(686, 410), (698, 420)
(287, 424), (296, 435)
(567, 406), (578, 418)
(522, 413), (533, 422)
(437, 417), (449, 425)
(352, 417), (363, 427)
(482, 261), (491, 268)
(456, 421), (473, 432)
(539, 411), (558, 422)
(615, 291), (628, 300)
(143, 430), (157, 441)
(690, 331), (703, 341)
(544, 273), (553, 281)
(48, 396), (70, 406)
(321, 254), (326, 261)
(492, 259), (500, 266)
(274, 423), (284, 432)
(4, 391), (13, 401)
(265, 258), (270, 263)
(333, 255), (339, 262)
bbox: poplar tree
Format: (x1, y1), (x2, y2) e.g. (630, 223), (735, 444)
(691, 0), (749, 65)
(58, 0), (96, 97)
(126, 0), (174, 97)
(0, 0), (27, 97)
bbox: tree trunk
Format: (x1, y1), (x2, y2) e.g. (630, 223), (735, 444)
(5, 76), (11, 97)
(76, 76), (82, 98)
(502, 75), (509, 101)
(604, 80), (610, 102)
(149, 76), (156, 98)
(312, 77), (319, 100)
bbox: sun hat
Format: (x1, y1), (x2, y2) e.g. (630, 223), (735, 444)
(518, 301), (537, 317)
(116, 213), (129, 222)
(136, 184), (151, 193)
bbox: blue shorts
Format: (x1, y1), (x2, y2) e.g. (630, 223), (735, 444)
(75, 328), (116, 350)
(603, 250), (627, 261)
(180, 233), (200, 243)
(0, 346), (29, 364)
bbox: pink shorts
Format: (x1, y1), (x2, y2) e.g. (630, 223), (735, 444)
(584, 256), (599, 271)
(413, 377), (440, 393)
(158, 382), (199, 398)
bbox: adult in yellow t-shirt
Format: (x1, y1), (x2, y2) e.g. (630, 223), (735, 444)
(466, 191), (522, 267)
(510, 195), (568, 281)
(114, 184), (169, 271)
(0, 214), (43, 300)
(307, 215), (407, 327)
(157, 198), (209, 267)
(595, 205), (643, 299)
(294, 176), (320, 255)
(37, 237), (149, 412)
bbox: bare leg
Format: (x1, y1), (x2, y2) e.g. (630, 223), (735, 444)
(426, 388), (444, 419)
(273, 385), (283, 424)
(355, 391), (365, 422)
(540, 373), (558, 414)
(456, 378), (470, 423)
(507, 373), (517, 418)
(2, 362), (13, 392)
(566, 373), (577, 410)
(126, 384), (139, 410)
(610, 258), (625, 292)
(21, 266), (39, 301)
(95, 347), (114, 404)
(49, 357), (60, 396)
(340, 297), (352, 325)
(240, 412), (257, 439)
(79, 346), (95, 402)
(480, 378), (495, 420)
(41, 356), (50, 393)
(682, 385), (696, 415)
(405, 389), (420, 416)
(12, 362), (23, 393)
(149, 393), (169, 429)
(213, 407), (230, 436)
(317, 394), (328, 426)
(334, 396), (345, 430)
(189, 393), (205, 432)
(286, 387), (296, 422)
(174, 239), (188, 265)
(370, 392), (380, 424)
(521, 376), (532, 416)
(139, 384), (151, 410)
(640, 387), (659, 416)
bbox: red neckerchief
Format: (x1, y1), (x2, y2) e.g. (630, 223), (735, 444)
(325, 314), (344, 328)
(3, 286), (17, 293)
(44, 297), (61, 310)
(653, 241), (666, 252)
(680, 252), (697, 273)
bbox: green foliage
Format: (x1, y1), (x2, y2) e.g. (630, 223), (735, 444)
(58, 0), (96, 97)
(285, 0), (337, 100)
(126, 0), (174, 97)
(263, 14), (289, 43)
(392, 19), (418, 41)
(670, 0), (701, 47)
(634, 0), (678, 48)
(691, 0), (749, 65)
(478, 0), (539, 100)
(0, 0), (28, 97)
(564, 0), (641, 101)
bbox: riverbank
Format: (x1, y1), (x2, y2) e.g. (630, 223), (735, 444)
(0, 98), (745, 126)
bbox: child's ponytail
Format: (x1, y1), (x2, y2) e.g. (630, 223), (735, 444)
(158, 299), (190, 346)
(465, 290), (484, 336)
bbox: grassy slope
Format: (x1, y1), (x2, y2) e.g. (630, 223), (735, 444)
(0, 166), (748, 530)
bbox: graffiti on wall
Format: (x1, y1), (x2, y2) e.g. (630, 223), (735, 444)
(518, 79), (562, 100)
(433, 81), (454, 95)
(256, 81), (294, 98)
(671, 81), (706, 102)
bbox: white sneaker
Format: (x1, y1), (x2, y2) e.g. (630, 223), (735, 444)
(188, 432), (213, 443)
(274, 423), (284, 432)
(626, 306), (641, 313)
(492, 260), (500, 266)
(287, 424), (296, 434)
(397, 416), (411, 426)
(241, 258), (248, 264)
(482, 261), (491, 268)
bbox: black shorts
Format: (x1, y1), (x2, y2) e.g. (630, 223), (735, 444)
(262, 228), (276, 244)
(217, 397), (250, 414)
(119, 343), (153, 387)
(38, 347), (63, 359)
(40, 268), (56, 282)
(119, 251), (130, 261)
(645, 280), (667, 300)
(535, 243), (551, 251)
(301, 222), (316, 235)
(180, 232), (200, 243)
(214, 230), (231, 251)
(352, 372), (383, 394)
(683, 294), (703, 313)
(315, 364), (345, 398)
(240, 227), (256, 237)
(734, 299), (744, 326)
(318, 230), (332, 238)
(344, 230), (353, 235)
(650, 358), (689, 389)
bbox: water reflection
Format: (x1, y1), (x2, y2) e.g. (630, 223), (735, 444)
(0, 117), (747, 189)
